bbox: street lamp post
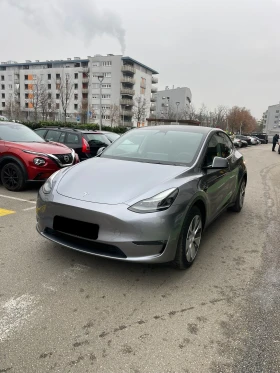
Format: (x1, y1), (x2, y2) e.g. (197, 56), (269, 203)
(175, 102), (180, 124)
(98, 75), (104, 130)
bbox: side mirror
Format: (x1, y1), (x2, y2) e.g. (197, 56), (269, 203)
(96, 147), (105, 157)
(211, 156), (229, 169)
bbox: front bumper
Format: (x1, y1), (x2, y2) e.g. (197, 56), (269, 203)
(36, 192), (186, 264)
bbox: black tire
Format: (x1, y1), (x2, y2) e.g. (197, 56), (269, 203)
(172, 206), (203, 270)
(1, 162), (26, 191)
(230, 179), (246, 212)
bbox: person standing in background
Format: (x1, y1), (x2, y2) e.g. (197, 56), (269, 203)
(272, 134), (279, 151)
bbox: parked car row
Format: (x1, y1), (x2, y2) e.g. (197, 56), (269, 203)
(233, 134), (266, 148)
(0, 121), (120, 191)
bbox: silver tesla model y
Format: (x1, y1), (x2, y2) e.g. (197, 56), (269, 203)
(36, 125), (247, 269)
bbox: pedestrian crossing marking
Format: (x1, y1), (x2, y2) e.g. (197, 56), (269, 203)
(0, 208), (15, 217)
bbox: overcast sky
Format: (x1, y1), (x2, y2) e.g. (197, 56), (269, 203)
(0, 0), (279, 118)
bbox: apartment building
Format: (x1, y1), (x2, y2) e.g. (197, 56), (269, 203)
(152, 86), (192, 120)
(263, 104), (280, 135)
(0, 54), (158, 127)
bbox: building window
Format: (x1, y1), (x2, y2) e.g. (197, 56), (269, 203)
(276, 110), (279, 113)
(2, 102), (5, 107)
(48, 74), (51, 80)
(74, 73), (78, 79)
(74, 104), (78, 110)
(8, 84), (12, 90)
(74, 84), (78, 89)
(92, 94), (99, 99)
(275, 116), (279, 118)
(274, 120), (278, 123)
(56, 93), (59, 99)
(1, 93), (5, 99)
(74, 94), (78, 100)
(102, 94), (111, 99)
(102, 84), (111, 88)
(48, 93), (52, 99)
(104, 72), (111, 78)
(102, 61), (112, 66)
(25, 93), (29, 99)
(1, 76), (4, 81)
(25, 103), (28, 108)
(56, 103), (59, 109)
(56, 74), (60, 79)
(82, 93), (88, 99)
(24, 75), (28, 80)
(25, 84), (28, 90)
(1, 84), (5, 90)
(102, 115), (110, 119)
(48, 84), (51, 90)
(92, 62), (100, 67)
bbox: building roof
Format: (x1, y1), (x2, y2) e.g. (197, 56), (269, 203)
(122, 57), (158, 75)
(0, 59), (88, 67)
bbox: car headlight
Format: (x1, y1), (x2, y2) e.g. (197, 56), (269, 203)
(42, 170), (61, 194)
(128, 188), (179, 213)
(33, 157), (46, 166)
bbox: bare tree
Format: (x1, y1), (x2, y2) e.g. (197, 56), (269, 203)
(108, 104), (119, 127)
(28, 76), (45, 122)
(56, 74), (73, 123)
(133, 96), (147, 126)
(39, 85), (50, 121)
(79, 98), (89, 124)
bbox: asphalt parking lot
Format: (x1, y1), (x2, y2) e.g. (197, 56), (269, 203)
(1, 144), (279, 373)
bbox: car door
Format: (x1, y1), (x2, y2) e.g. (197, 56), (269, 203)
(45, 130), (63, 143)
(200, 132), (235, 222)
(34, 129), (47, 139)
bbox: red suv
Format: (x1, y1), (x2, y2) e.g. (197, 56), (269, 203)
(0, 122), (79, 191)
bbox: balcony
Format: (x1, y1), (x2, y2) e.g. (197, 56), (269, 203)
(120, 99), (134, 106)
(82, 88), (88, 93)
(121, 65), (136, 74)
(151, 94), (157, 102)
(150, 104), (156, 111)
(152, 76), (158, 84)
(82, 78), (89, 83)
(122, 110), (134, 117)
(120, 88), (135, 96)
(121, 77), (135, 85)
(14, 79), (20, 84)
(151, 85), (158, 93)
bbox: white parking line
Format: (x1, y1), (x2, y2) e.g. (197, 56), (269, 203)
(0, 194), (36, 204)
(23, 206), (36, 211)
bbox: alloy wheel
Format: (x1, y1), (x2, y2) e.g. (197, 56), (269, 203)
(239, 181), (246, 208)
(3, 166), (20, 189)
(185, 215), (202, 262)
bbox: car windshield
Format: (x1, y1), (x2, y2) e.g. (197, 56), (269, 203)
(0, 123), (45, 142)
(104, 132), (120, 142)
(101, 128), (205, 166)
(84, 133), (111, 146)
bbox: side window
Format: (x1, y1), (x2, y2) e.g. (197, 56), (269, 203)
(34, 129), (47, 138)
(220, 133), (233, 158)
(203, 134), (221, 167)
(66, 133), (80, 144)
(58, 132), (66, 143)
(45, 130), (62, 142)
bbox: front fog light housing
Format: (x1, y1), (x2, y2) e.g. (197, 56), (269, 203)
(42, 170), (60, 194)
(33, 157), (46, 166)
(128, 188), (179, 213)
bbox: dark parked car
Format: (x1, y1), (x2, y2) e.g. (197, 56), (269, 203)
(0, 122), (79, 191)
(34, 127), (111, 161)
(37, 125), (247, 270)
(251, 133), (268, 144)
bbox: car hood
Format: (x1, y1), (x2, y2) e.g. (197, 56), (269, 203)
(56, 157), (187, 205)
(8, 141), (71, 154)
